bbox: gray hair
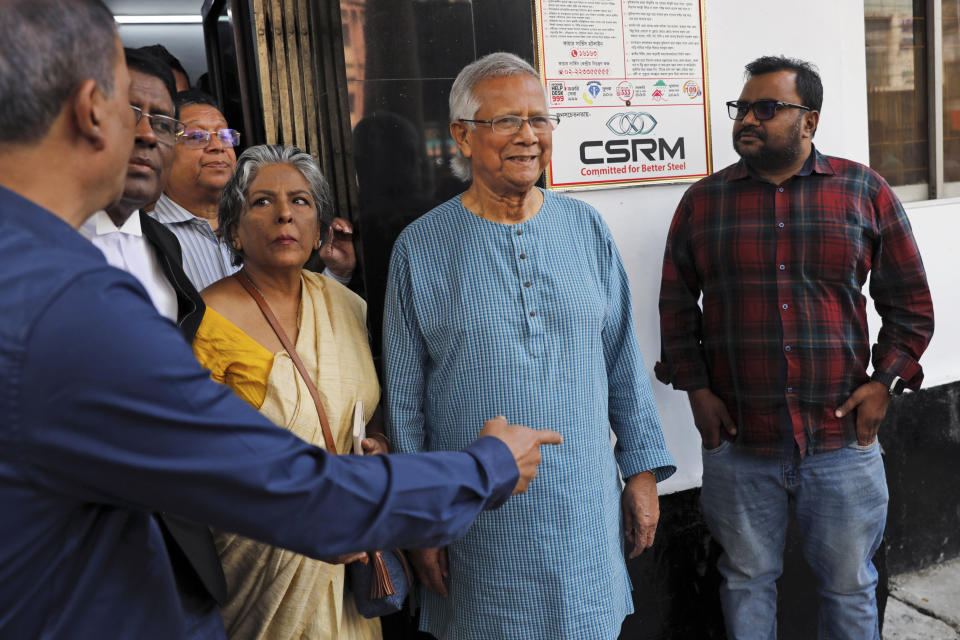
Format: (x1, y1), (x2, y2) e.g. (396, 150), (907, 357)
(218, 145), (334, 267)
(448, 52), (544, 182)
(0, 0), (117, 144)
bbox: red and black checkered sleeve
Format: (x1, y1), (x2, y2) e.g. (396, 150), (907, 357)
(867, 174), (934, 389)
(655, 191), (710, 390)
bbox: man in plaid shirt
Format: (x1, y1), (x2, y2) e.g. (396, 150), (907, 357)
(657, 56), (933, 639)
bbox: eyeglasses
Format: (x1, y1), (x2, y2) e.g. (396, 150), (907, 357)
(459, 114), (560, 134)
(130, 105), (184, 144)
(177, 128), (242, 148)
(726, 100), (812, 121)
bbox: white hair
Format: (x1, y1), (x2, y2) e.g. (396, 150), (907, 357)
(448, 52), (546, 182)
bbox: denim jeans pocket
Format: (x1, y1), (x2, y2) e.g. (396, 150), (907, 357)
(702, 439), (731, 455)
(847, 438), (879, 452)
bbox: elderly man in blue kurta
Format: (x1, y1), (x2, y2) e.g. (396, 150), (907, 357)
(384, 52), (676, 640)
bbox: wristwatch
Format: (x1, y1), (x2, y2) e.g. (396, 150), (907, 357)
(872, 372), (906, 397)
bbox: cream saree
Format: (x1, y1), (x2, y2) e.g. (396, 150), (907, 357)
(193, 272), (381, 640)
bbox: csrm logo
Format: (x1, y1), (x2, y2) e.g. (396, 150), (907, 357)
(606, 112), (658, 136)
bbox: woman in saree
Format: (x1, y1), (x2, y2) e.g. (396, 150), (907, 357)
(192, 144), (387, 640)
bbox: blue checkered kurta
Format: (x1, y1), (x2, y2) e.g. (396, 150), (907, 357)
(383, 190), (675, 640)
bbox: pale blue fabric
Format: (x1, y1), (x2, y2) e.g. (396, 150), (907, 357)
(384, 189), (676, 640)
(150, 193), (238, 290)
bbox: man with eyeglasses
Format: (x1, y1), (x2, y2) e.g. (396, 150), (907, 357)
(150, 90), (241, 291)
(151, 91), (356, 291)
(78, 47), (228, 617)
(80, 51), (201, 331)
(656, 56), (933, 639)
(384, 52), (675, 640)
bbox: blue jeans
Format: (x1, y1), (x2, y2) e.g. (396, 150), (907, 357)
(700, 440), (888, 640)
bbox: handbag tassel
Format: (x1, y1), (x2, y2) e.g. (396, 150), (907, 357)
(369, 551), (396, 599)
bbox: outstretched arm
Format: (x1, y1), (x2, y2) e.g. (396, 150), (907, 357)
(20, 272), (527, 558)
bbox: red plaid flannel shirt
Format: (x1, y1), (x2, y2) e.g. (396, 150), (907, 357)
(656, 149), (934, 457)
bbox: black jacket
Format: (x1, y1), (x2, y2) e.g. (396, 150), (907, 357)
(140, 211), (228, 607)
(141, 212), (205, 340)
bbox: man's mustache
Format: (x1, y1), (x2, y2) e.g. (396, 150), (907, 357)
(736, 127), (766, 141)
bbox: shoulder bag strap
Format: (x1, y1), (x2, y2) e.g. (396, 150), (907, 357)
(234, 271), (338, 454)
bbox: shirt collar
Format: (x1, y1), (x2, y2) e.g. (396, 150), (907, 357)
(87, 210), (143, 237)
(726, 145), (835, 183)
(152, 193), (198, 224)
(0, 184), (105, 260)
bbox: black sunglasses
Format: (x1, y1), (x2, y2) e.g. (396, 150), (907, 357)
(726, 99), (812, 121)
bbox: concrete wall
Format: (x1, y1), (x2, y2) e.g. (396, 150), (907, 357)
(568, 0), (959, 494)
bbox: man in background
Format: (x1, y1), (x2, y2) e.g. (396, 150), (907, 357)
(78, 47), (227, 613)
(152, 91), (356, 290)
(150, 90), (239, 290)
(140, 43), (191, 92)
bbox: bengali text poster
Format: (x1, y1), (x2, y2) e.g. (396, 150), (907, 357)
(534, 0), (712, 189)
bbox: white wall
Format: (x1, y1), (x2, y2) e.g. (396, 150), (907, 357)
(579, 1), (959, 493)
(894, 198), (960, 388)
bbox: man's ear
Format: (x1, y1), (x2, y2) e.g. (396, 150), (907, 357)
(72, 78), (108, 150)
(449, 120), (472, 160)
(803, 110), (820, 139)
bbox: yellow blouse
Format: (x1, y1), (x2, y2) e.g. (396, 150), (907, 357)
(192, 306), (273, 409)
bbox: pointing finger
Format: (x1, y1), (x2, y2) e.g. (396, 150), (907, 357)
(536, 429), (563, 446)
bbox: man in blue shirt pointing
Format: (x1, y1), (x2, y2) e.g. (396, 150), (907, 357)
(0, 2), (561, 638)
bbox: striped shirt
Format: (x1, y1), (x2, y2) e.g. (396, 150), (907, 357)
(384, 190), (675, 640)
(656, 148), (934, 457)
(150, 194), (238, 290)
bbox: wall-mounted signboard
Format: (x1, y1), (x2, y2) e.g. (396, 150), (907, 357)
(534, 0), (711, 190)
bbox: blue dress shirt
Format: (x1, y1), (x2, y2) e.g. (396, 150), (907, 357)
(0, 185), (517, 639)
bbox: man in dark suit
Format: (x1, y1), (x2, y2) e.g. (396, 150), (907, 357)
(78, 47), (227, 617)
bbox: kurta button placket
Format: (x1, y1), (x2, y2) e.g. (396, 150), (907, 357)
(513, 225), (538, 331)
